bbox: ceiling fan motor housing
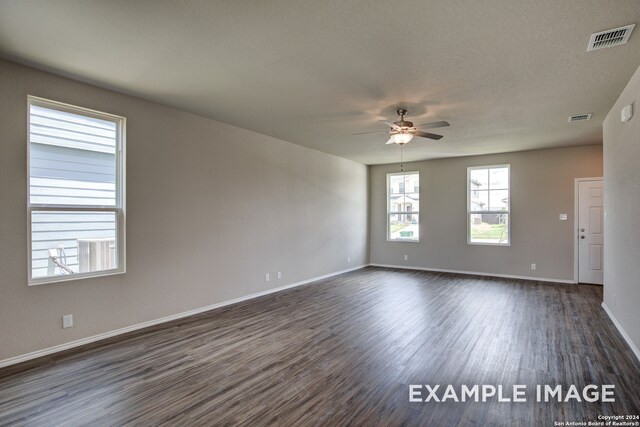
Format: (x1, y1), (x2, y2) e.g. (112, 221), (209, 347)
(395, 120), (414, 128)
(395, 109), (413, 128)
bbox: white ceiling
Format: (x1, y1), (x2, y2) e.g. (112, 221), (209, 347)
(1, 1), (639, 164)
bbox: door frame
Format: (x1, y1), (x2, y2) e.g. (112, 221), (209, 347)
(574, 177), (603, 283)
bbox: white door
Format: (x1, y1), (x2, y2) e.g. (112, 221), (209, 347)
(577, 180), (604, 284)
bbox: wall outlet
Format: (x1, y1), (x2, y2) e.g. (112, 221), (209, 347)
(347, 256), (351, 264)
(277, 271), (282, 280)
(530, 263), (537, 271)
(559, 214), (568, 221)
(404, 254), (408, 261)
(621, 103), (633, 122)
(62, 314), (73, 329)
(265, 273), (270, 282)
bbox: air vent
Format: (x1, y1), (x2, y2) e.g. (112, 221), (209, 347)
(587, 24), (635, 51)
(569, 114), (592, 122)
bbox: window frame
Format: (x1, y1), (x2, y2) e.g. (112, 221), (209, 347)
(466, 164), (510, 246)
(27, 96), (126, 285)
(386, 171), (420, 243)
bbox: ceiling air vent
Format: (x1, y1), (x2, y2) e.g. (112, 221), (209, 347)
(569, 114), (592, 122)
(587, 24), (635, 51)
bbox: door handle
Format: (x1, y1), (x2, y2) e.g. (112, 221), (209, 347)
(580, 235), (585, 239)
(579, 228), (585, 232)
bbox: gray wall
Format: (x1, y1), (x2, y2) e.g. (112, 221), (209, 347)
(369, 145), (603, 281)
(603, 64), (640, 353)
(0, 60), (368, 361)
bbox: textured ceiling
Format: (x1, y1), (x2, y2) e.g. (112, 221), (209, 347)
(1, 0), (639, 164)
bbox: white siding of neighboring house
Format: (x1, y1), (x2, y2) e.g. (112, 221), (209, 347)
(29, 104), (117, 278)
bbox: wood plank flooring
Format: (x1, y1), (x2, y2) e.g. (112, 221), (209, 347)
(1, 267), (639, 426)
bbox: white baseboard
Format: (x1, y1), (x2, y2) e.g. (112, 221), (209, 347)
(369, 263), (576, 284)
(0, 265), (366, 369)
(601, 302), (640, 363)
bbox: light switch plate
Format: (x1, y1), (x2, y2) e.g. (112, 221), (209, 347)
(559, 214), (568, 221)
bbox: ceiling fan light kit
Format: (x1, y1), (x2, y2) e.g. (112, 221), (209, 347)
(389, 132), (414, 145)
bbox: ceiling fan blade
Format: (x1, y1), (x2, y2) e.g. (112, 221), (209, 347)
(415, 120), (450, 129)
(413, 131), (444, 140)
(385, 137), (395, 145)
(379, 120), (401, 130)
(352, 130), (390, 136)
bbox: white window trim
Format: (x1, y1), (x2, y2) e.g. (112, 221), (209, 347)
(386, 171), (420, 243)
(27, 96), (127, 285)
(466, 164), (510, 246)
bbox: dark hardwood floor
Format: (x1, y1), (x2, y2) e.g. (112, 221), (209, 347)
(1, 267), (639, 426)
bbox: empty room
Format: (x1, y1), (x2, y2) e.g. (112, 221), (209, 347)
(1, 1), (639, 426)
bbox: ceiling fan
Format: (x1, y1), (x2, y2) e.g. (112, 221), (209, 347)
(354, 109), (450, 145)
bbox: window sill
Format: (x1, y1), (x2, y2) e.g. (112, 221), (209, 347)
(28, 268), (126, 286)
(387, 239), (420, 243)
(467, 242), (511, 247)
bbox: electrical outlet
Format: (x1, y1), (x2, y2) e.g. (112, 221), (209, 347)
(621, 103), (633, 122)
(530, 263), (536, 270)
(404, 254), (408, 261)
(277, 271), (282, 280)
(62, 314), (73, 329)
(265, 273), (270, 282)
(347, 256), (351, 264)
(559, 214), (568, 221)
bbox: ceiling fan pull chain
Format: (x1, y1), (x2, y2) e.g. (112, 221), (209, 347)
(400, 144), (404, 172)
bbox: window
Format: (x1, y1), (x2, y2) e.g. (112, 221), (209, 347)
(28, 97), (125, 284)
(387, 172), (419, 241)
(467, 165), (509, 245)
